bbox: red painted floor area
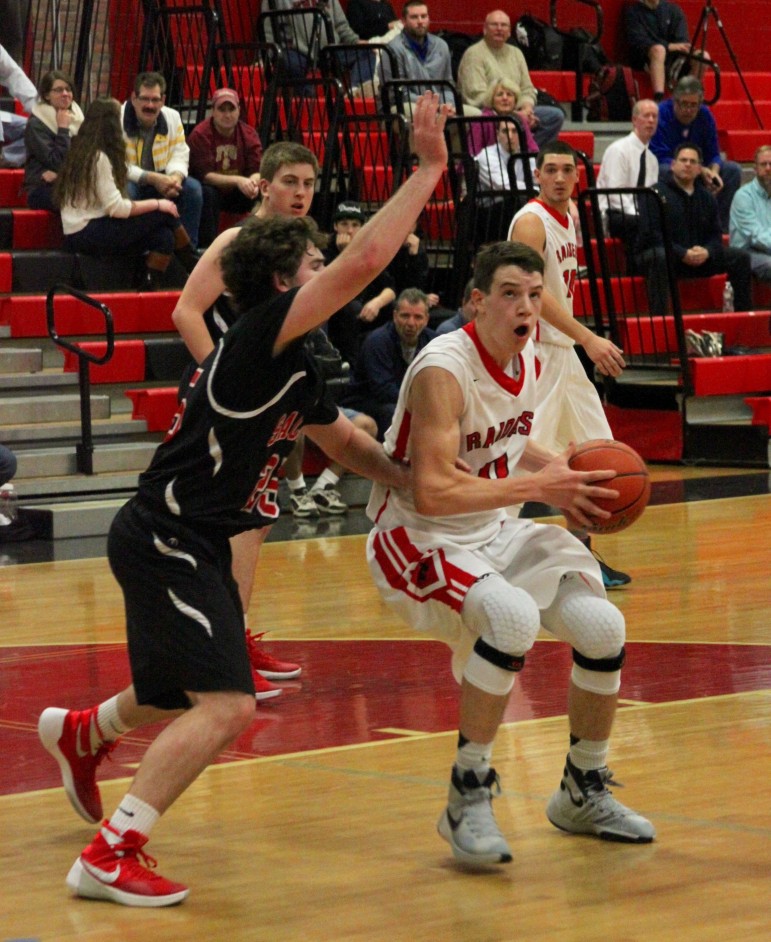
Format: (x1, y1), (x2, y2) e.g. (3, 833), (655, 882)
(2, 640), (769, 798)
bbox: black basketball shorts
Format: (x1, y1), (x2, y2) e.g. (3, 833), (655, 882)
(107, 498), (255, 710)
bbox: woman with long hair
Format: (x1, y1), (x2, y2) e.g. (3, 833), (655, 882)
(24, 70), (84, 211)
(54, 97), (197, 288)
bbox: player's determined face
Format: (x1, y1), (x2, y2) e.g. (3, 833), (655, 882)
(260, 163), (317, 217)
(534, 154), (577, 208)
(287, 242), (326, 288)
(474, 265), (543, 358)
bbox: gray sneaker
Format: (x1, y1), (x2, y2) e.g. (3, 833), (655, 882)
(310, 484), (347, 515)
(289, 488), (319, 518)
(437, 766), (513, 864)
(546, 756), (655, 843)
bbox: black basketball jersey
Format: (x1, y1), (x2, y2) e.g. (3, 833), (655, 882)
(138, 288), (339, 535)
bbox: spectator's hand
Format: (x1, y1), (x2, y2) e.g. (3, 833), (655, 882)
(236, 176), (259, 199)
(404, 232), (421, 254)
(517, 105), (536, 128)
(683, 246), (709, 266)
(702, 168), (723, 193)
(583, 334), (626, 377)
(42, 170), (57, 183)
(669, 42), (691, 54)
(358, 300), (381, 322)
(158, 198), (179, 217)
(336, 231), (355, 251)
(427, 292), (440, 307)
(56, 107), (72, 129)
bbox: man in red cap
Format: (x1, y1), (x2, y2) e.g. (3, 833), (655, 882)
(188, 88), (264, 247)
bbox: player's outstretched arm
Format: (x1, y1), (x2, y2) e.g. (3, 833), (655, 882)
(277, 93), (450, 350)
(305, 414), (411, 491)
(171, 227), (236, 364)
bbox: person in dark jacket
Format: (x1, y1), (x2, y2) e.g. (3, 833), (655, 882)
(636, 142), (751, 315)
(342, 287), (435, 438)
(24, 70), (84, 210)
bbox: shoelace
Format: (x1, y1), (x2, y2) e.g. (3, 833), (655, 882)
(113, 836), (161, 875)
(245, 629), (286, 670)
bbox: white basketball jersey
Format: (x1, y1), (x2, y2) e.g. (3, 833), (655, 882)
(367, 324), (540, 547)
(510, 198), (576, 347)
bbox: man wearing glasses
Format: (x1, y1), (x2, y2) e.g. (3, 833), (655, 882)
(650, 75), (740, 233)
(122, 71), (203, 247)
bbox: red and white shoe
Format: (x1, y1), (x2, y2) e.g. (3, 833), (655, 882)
(38, 707), (116, 823)
(67, 823), (189, 907)
(245, 629), (302, 680)
(253, 670), (282, 703)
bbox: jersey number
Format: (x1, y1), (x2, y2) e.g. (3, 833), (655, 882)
(563, 267), (576, 300)
(243, 454), (282, 519)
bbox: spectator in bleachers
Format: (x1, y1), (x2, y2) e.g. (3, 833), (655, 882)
(260, 0), (374, 88)
(624, 0), (708, 103)
(0, 42), (36, 168)
(188, 88), (263, 249)
(347, 0), (401, 41)
(650, 76), (738, 233)
(434, 277), (476, 334)
(382, 2), (478, 113)
(342, 287), (434, 438)
(457, 10), (564, 148)
(596, 99), (659, 242)
(468, 77), (538, 157)
(122, 71), (203, 248)
(475, 119), (536, 193)
(23, 70), (84, 211)
(324, 200), (396, 364)
(729, 145), (771, 284)
(55, 98), (199, 289)
(636, 142), (752, 315)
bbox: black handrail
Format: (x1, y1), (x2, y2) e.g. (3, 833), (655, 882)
(46, 284), (114, 476)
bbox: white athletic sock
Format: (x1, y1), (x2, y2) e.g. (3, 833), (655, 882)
(96, 696), (131, 741)
(310, 468), (339, 493)
(569, 737), (609, 772)
(287, 475), (306, 492)
(107, 794), (160, 840)
(456, 737), (493, 779)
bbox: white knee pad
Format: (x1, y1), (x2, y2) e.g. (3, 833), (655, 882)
(461, 575), (541, 696)
(541, 573), (626, 695)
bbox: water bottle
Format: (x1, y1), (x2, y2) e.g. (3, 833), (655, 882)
(0, 483), (18, 523)
(722, 281), (734, 312)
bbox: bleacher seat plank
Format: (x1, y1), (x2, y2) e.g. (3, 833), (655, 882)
(690, 353), (771, 396)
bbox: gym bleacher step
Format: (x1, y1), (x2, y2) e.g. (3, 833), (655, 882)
(13, 441), (158, 478)
(0, 392), (112, 425)
(23, 498), (129, 540)
(1, 415), (159, 446)
(0, 347), (43, 372)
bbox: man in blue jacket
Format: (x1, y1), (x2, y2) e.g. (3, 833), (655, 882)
(343, 287), (435, 438)
(636, 142), (751, 315)
(650, 76), (739, 233)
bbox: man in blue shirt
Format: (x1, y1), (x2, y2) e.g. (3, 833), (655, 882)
(650, 76), (740, 233)
(342, 287), (435, 438)
(729, 145), (771, 283)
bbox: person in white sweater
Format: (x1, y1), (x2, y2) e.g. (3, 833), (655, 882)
(55, 98), (198, 288)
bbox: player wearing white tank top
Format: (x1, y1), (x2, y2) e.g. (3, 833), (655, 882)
(509, 141), (632, 588)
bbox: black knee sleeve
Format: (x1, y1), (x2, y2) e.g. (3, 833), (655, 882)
(572, 646), (626, 672)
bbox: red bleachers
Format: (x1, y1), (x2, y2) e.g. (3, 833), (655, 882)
(62, 340), (146, 383)
(9, 209), (63, 249)
(718, 130), (769, 163)
(125, 388), (178, 433)
(619, 310), (771, 355)
(0, 253), (11, 293)
(690, 354), (771, 396)
(559, 131), (594, 159)
(2, 291), (179, 337)
(0, 170), (26, 208)
(744, 397), (771, 425)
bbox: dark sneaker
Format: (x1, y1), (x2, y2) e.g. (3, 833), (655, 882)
(546, 756), (655, 843)
(67, 823), (189, 907)
(437, 765), (513, 864)
(310, 484), (348, 515)
(592, 549), (632, 588)
(38, 707), (116, 824)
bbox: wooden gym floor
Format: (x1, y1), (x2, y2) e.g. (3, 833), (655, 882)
(0, 465), (769, 941)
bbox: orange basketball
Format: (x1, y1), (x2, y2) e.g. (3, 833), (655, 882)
(568, 439), (651, 535)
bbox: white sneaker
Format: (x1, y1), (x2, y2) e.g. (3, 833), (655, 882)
(310, 484), (347, 515)
(437, 766), (512, 864)
(546, 756), (655, 843)
(289, 488), (319, 518)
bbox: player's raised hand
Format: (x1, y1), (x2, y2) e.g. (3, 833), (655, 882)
(410, 92), (449, 171)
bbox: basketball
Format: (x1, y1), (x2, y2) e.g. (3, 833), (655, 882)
(568, 439), (651, 535)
